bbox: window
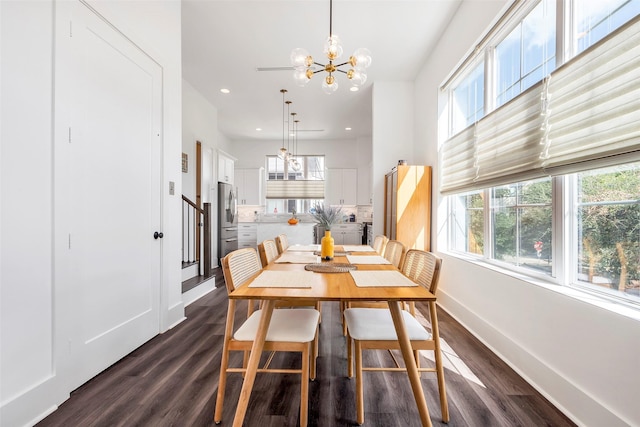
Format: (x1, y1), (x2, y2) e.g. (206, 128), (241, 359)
(451, 191), (484, 255)
(265, 155), (325, 214)
(451, 61), (484, 134)
(576, 163), (640, 299)
(491, 179), (552, 274)
(495, 0), (555, 106)
(441, 1), (640, 307)
(574, 0), (640, 54)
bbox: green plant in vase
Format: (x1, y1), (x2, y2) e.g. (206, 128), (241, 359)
(312, 204), (342, 260)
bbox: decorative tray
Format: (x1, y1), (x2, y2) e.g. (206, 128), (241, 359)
(304, 263), (357, 273)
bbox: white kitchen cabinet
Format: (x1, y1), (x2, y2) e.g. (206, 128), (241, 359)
(330, 223), (362, 245)
(326, 168), (357, 205)
(235, 167), (264, 205)
(357, 162), (373, 205)
(238, 223), (257, 249)
(217, 150), (235, 184)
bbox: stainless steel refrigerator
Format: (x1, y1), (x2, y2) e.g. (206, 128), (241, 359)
(218, 182), (238, 264)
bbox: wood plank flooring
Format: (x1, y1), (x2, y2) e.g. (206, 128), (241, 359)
(37, 273), (576, 427)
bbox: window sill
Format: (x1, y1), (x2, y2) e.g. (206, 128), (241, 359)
(441, 250), (640, 322)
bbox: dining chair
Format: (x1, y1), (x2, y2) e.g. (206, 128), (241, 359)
(372, 234), (389, 255)
(343, 249), (449, 424)
(258, 239), (322, 324)
(275, 233), (290, 254)
(214, 248), (320, 427)
(340, 239), (407, 335)
(383, 239), (406, 268)
(258, 239), (279, 267)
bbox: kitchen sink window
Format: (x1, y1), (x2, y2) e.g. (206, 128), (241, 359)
(266, 155), (325, 214)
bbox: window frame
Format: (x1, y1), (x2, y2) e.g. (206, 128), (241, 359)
(441, 0), (640, 309)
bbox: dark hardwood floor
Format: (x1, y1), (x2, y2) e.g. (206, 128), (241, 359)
(37, 272), (576, 427)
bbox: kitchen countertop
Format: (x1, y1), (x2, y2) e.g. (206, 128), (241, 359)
(255, 222), (316, 245)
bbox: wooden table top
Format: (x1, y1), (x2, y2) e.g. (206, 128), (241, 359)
(228, 252), (436, 302)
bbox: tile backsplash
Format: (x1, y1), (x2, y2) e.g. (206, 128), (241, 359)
(237, 204), (373, 223)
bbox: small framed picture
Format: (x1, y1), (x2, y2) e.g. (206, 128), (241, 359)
(182, 153), (188, 173)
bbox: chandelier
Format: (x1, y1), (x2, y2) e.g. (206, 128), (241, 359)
(277, 89), (302, 172)
(290, 0), (372, 94)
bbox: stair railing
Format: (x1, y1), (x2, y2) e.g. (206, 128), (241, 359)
(182, 195), (211, 277)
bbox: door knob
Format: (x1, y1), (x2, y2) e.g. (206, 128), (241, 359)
(154, 231), (164, 239)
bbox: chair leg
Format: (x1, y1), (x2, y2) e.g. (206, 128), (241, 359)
(311, 331), (318, 380)
(430, 301), (449, 423)
(341, 301), (348, 336)
(300, 345), (310, 427)
(414, 349), (421, 369)
(355, 340), (364, 425)
(214, 300), (236, 424)
(214, 345), (230, 424)
(346, 331), (353, 378)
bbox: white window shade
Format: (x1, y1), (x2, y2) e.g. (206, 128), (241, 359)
(265, 180), (325, 199)
(474, 81), (546, 189)
(542, 16), (640, 175)
(440, 15), (640, 195)
(440, 126), (477, 194)
(440, 82), (546, 194)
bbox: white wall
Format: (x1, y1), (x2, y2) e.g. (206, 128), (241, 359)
(371, 81), (415, 236)
(182, 79), (220, 202)
(0, 1), (183, 426)
(230, 138), (360, 169)
(182, 79), (221, 270)
(413, 1), (640, 426)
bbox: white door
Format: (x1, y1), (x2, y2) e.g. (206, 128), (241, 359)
(55, 1), (162, 389)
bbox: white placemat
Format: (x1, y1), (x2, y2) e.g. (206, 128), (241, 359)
(275, 252), (320, 264)
(342, 245), (375, 252)
(349, 270), (418, 287)
(287, 244), (320, 252)
(248, 270), (317, 288)
(346, 255), (391, 265)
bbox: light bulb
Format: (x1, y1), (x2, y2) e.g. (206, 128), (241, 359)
(291, 48), (311, 70)
(278, 147), (288, 160)
(322, 77), (338, 94)
(352, 48), (372, 70)
(293, 69), (311, 87)
(347, 69), (367, 86)
(291, 159), (301, 172)
(323, 35), (343, 60)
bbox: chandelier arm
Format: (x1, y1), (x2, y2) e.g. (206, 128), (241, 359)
(334, 69), (348, 75)
(312, 69), (326, 75)
(333, 61), (351, 68)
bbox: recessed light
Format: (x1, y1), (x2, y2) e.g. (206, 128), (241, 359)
(350, 86), (359, 92)
(256, 128), (262, 131)
(345, 127), (352, 131)
(220, 88), (230, 94)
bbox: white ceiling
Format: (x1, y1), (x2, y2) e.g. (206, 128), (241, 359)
(181, 0), (464, 143)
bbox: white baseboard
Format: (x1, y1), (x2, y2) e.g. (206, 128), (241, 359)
(182, 276), (218, 307)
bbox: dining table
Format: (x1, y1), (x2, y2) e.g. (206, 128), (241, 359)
(226, 245), (440, 427)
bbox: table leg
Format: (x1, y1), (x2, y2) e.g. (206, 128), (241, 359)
(388, 301), (433, 427)
(232, 299), (276, 427)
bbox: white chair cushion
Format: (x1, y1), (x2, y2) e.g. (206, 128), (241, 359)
(234, 308), (320, 343)
(344, 308), (431, 341)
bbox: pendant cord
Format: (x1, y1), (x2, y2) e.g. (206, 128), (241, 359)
(329, 0), (333, 37)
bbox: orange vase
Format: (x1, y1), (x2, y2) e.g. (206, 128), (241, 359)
(320, 230), (335, 260)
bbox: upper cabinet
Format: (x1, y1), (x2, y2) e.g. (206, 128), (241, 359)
(357, 162), (373, 205)
(326, 168), (357, 205)
(235, 167), (264, 205)
(217, 150), (235, 184)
